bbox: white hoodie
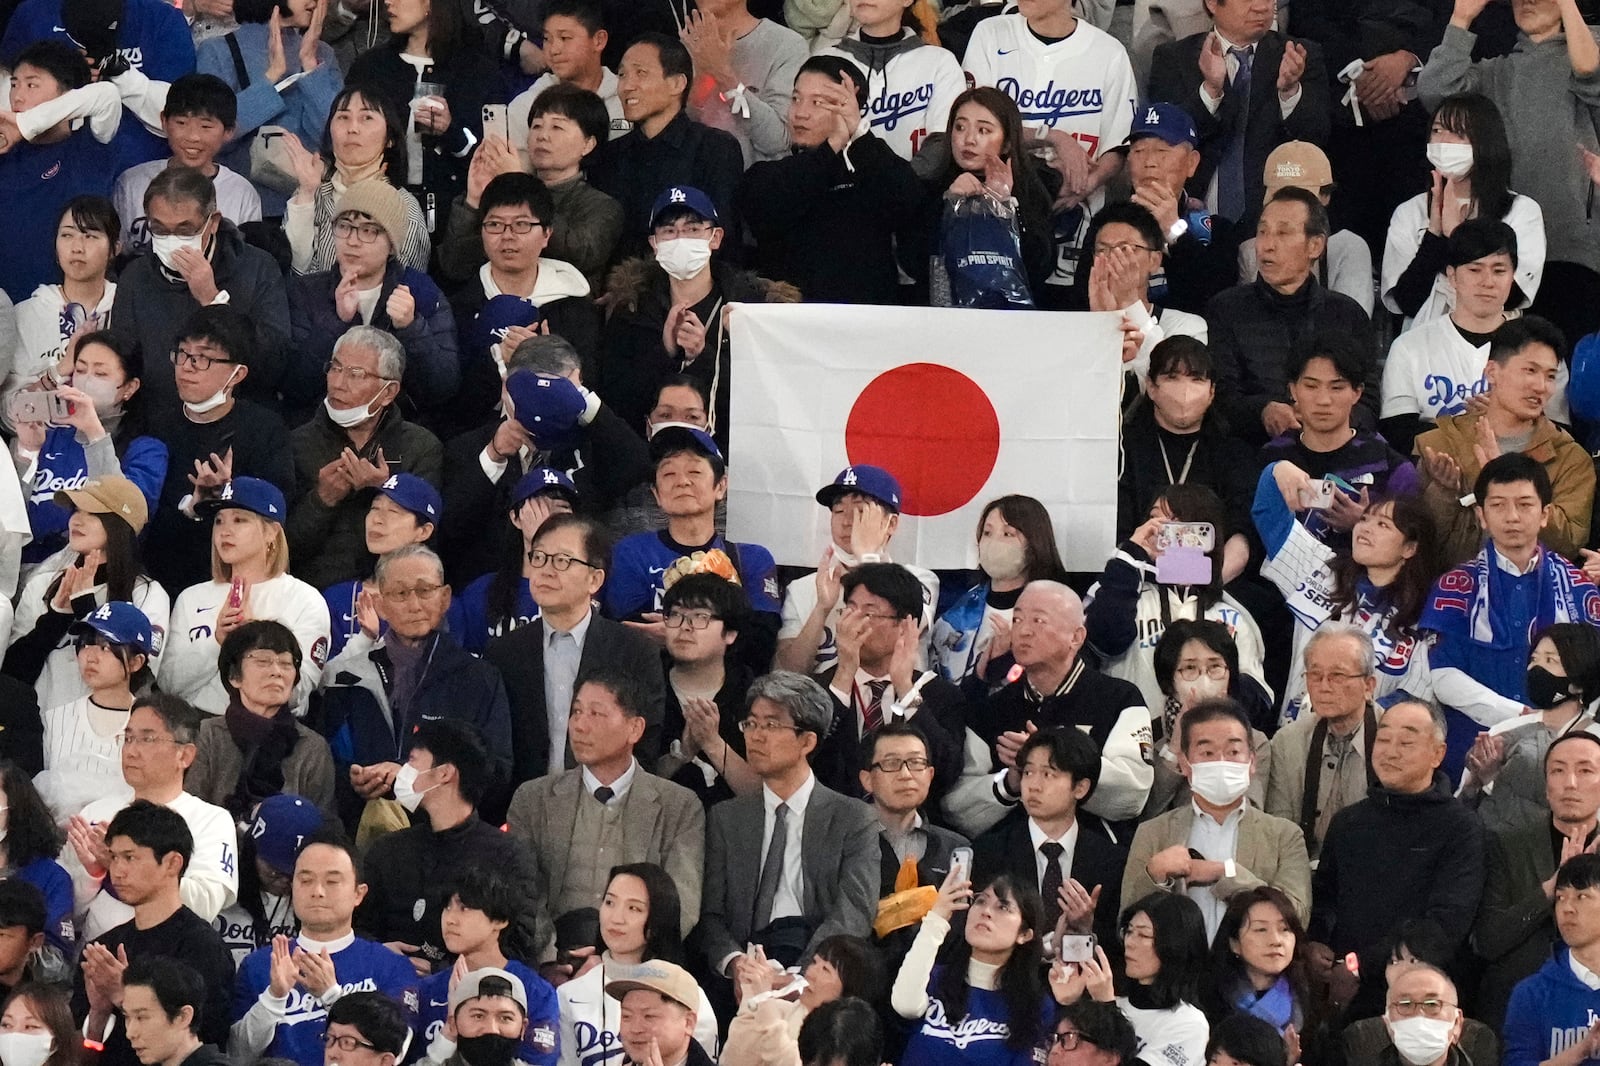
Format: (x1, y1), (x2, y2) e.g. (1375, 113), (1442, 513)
(7, 282), (116, 429)
(478, 256), (592, 305)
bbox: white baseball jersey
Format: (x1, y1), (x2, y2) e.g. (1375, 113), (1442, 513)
(822, 34), (968, 159)
(1381, 313), (1570, 424)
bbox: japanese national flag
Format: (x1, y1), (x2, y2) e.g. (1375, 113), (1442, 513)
(727, 303), (1122, 571)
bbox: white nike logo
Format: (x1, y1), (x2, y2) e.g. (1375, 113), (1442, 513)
(648, 566), (668, 574)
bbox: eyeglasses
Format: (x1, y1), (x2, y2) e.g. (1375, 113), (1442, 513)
(381, 583), (446, 603)
(1175, 662), (1229, 681)
(528, 549), (600, 572)
(242, 651), (297, 673)
(1388, 997), (1457, 1019)
(1305, 670), (1367, 686)
(1051, 1031), (1100, 1051)
(170, 347), (234, 372)
(664, 609), (719, 630)
(333, 218), (386, 244)
(119, 732), (183, 747)
(841, 603), (899, 623)
(1093, 241), (1156, 255)
(322, 1035), (379, 1052)
(325, 360), (390, 384)
(739, 717), (803, 735)
(481, 218), (545, 235)
(653, 221), (714, 239)
(870, 756), (931, 773)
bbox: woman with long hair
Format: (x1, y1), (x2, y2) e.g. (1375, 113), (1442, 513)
(1086, 483), (1268, 716)
(931, 494), (1069, 689)
(1202, 887), (1312, 1036)
(0, 768), (71, 960)
(891, 870), (1052, 1065)
(1254, 460), (1438, 720)
(0, 983), (80, 1066)
(1382, 92), (1545, 330)
(1112, 893), (1210, 1066)
(1461, 622), (1600, 831)
(6, 476), (168, 713)
(723, 935), (884, 1066)
(281, 86), (433, 274)
(556, 864), (719, 1066)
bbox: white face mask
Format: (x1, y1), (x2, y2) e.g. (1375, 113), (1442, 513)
(830, 542), (859, 569)
(1426, 142), (1474, 180)
(392, 763), (436, 813)
(323, 383), (392, 430)
(72, 374), (122, 419)
(654, 237), (713, 281)
(1176, 674), (1229, 707)
(182, 366), (241, 417)
(1188, 759), (1251, 806)
(150, 232), (206, 272)
(0, 1031), (55, 1066)
(978, 538), (1027, 582)
(1386, 1015), (1456, 1066)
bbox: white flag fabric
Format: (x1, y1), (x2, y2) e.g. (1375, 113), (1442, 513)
(727, 303), (1122, 571)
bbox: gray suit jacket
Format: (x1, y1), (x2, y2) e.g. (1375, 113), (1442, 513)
(1122, 803), (1312, 925)
(506, 766), (705, 937)
(698, 778), (880, 972)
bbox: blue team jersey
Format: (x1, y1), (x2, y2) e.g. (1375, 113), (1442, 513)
(415, 961), (559, 1066)
(448, 573), (542, 653)
(603, 531), (780, 619)
(24, 428), (167, 562)
(233, 936), (419, 1066)
(16, 856), (74, 953)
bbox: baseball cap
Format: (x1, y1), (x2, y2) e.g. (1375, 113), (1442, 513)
(69, 600), (155, 655)
(649, 423), (723, 466)
(603, 961), (699, 1012)
(376, 473), (442, 524)
(56, 475), (149, 534)
(1263, 141), (1334, 201)
(449, 968), (528, 1015)
(247, 794), (324, 876)
(196, 477), (286, 522)
(815, 465), (902, 513)
(649, 186), (719, 230)
(512, 467), (578, 509)
(1128, 102), (1197, 148)
(505, 370), (586, 450)
(468, 294), (540, 357)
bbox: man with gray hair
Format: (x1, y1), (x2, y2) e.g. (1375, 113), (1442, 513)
(440, 334), (649, 582)
(287, 326), (444, 589)
(944, 580), (1154, 838)
(698, 670), (879, 979)
(1309, 698), (1486, 1020)
(1266, 622), (1385, 861)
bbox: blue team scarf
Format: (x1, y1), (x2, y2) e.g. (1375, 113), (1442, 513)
(1469, 543), (1593, 649)
(1234, 975), (1298, 1032)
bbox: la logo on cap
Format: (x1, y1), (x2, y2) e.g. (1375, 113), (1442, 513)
(842, 468), (858, 486)
(220, 482), (234, 500)
(670, 188), (687, 203)
(383, 475), (399, 490)
(543, 470), (560, 484)
(1145, 106), (1160, 123)
(93, 604), (112, 620)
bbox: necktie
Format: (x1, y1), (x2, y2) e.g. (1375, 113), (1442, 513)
(593, 786), (614, 804)
(1040, 842), (1066, 930)
(863, 680), (890, 734)
(753, 803), (790, 930)
(1217, 45), (1254, 221)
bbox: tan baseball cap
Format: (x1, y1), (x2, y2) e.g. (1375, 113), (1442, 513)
(55, 475), (148, 534)
(604, 961), (699, 1012)
(1263, 141), (1335, 202)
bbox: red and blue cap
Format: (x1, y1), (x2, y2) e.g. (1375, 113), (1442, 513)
(815, 465), (902, 513)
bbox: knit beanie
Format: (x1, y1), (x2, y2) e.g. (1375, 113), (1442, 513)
(332, 179), (408, 251)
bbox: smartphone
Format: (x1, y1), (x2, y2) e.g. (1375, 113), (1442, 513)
(227, 577), (244, 610)
(1058, 933), (1097, 964)
(1298, 477), (1338, 510)
(1154, 521), (1215, 554)
(6, 389), (71, 425)
(1155, 521), (1215, 585)
(949, 847), (972, 885)
(481, 102), (511, 144)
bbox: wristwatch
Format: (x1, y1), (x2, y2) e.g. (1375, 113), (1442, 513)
(1165, 218), (1189, 245)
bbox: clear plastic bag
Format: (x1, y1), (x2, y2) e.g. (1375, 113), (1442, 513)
(939, 192), (1035, 309)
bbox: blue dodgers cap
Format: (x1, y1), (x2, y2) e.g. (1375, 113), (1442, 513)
(649, 422), (724, 465)
(512, 466), (578, 508)
(649, 185), (719, 229)
(376, 472), (442, 523)
(468, 294), (540, 356)
(815, 465), (903, 513)
(1128, 102), (1198, 148)
(197, 477), (286, 521)
(247, 794), (324, 875)
(505, 370), (586, 449)
(69, 600), (155, 655)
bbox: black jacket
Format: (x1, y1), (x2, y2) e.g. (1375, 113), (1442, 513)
(738, 133), (926, 305)
(973, 809), (1127, 952)
(590, 111), (745, 262)
(1310, 772), (1486, 1018)
(1205, 276), (1377, 446)
(1289, 0), (1454, 94)
(1117, 402), (1258, 541)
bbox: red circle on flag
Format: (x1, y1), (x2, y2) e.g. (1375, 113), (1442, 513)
(844, 363), (1000, 517)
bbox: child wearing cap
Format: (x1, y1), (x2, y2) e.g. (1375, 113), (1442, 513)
(449, 467), (576, 654)
(322, 473), (442, 659)
(211, 793), (322, 965)
(32, 600), (156, 821)
(8, 475), (171, 714)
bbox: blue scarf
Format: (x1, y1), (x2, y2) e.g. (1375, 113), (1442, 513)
(1469, 543), (1593, 650)
(1234, 975), (1298, 1031)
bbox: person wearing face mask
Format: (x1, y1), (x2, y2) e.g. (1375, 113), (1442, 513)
(0, 974), (72, 1063)
(418, 970), (550, 1066)
(776, 465), (938, 677)
(1460, 625), (1600, 833)
(1337, 962), (1477, 1066)
(932, 494), (1071, 690)
(1123, 699), (1310, 940)
(287, 326), (443, 590)
(1382, 94), (1545, 335)
(597, 184), (798, 453)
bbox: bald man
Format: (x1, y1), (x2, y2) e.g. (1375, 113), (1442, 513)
(944, 581), (1155, 838)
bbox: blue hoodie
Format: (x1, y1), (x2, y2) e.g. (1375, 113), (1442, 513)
(1504, 946), (1600, 1066)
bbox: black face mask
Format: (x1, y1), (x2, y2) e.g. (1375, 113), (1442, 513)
(1527, 665), (1575, 710)
(457, 1034), (519, 1066)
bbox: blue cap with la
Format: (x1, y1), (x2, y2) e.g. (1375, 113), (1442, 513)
(815, 465), (903, 513)
(197, 477), (286, 521)
(506, 370), (586, 449)
(248, 794), (325, 875)
(512, 466), (578, 508)
(377, 472), (442, 523)
(70, 600), (155, 655)
(649, 185), (719, 229)
(1128, 101), (1198, 148)
(649, 422), (723, 464)
(468, 294), (540, 356)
